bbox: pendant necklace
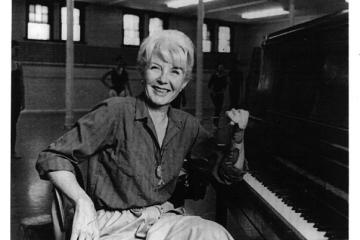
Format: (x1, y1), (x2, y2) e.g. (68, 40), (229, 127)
(150, 108), (167, 187)
(156, 165), (165, 186)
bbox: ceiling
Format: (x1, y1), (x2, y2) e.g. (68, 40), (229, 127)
(75, 0), (348, 23)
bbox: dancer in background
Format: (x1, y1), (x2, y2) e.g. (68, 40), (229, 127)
(101, 56), (132, 97)
(208, 63), (228, 127)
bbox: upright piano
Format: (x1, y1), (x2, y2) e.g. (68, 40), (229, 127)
(218, 10), (348, 240)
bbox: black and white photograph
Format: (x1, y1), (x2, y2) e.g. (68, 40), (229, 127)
(9, 0), (352, 239)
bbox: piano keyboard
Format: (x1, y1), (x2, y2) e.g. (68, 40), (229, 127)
(243, 172), (328, 240)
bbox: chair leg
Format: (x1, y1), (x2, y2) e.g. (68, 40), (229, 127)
(52, 199), (66, 240)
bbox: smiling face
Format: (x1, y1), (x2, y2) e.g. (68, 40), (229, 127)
(144, 53), (188, 107)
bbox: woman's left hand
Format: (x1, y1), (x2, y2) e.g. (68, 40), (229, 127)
(213, 108), (249, 185)
(225, 108), (249, 130)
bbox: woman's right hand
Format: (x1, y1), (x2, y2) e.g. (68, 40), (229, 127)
(70, 197), (100, 240)
(47, 171), (99, 240)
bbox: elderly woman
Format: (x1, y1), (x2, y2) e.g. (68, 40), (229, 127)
(36, 30), (249, 240)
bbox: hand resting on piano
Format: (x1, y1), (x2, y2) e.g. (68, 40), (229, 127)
(213, 108), (249, 185)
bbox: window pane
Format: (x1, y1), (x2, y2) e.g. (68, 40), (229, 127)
(61, 24), (66, 40)
(42, 6), (48, 14)
(29, 13), (35, 22)
(218, 40), (230, 53)
(133, 17), (139, 29)
(61, 7), (66, 24)
(202, 24), (207, 39)
(35, 10), (42, 22)
(124, 30), (140, 46)
(202, 24), (211, 52)
(29, 4), (35, 14)
(149, 17), (163, 36)
(35, 4), (42, 15)
(124, 14), (139, 30)
(74, 25), (81, 41)
(42, 13), (48, 23)
(123, 16), (131, 29)
(27, 22), (50, 40)
(203, 40), (211, 52)
(74, 9), (80, 24)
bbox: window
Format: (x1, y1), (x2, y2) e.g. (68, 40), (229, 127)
(123, 14), (140, 46)
(218, 26), (231, 53)
(202, 23), (211, 52)
(149, 17), (163, 36)
(27, 3), (50, 40)
(61, 7), (81, 41)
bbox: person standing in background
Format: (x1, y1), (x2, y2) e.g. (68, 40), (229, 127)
(208, 63), (228, 127)
(229, 61), (244, 109)
(11, 40), (25, 159)
(101, 56), (133, 97)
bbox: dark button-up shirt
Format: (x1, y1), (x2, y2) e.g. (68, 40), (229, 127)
(36, 95), (217, 210)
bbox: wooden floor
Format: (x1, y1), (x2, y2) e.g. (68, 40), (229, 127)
(10, 110), (239, 240)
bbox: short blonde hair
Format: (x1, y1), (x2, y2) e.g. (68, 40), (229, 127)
(137, 30), (194, 81)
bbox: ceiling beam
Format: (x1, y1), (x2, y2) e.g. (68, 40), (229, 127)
(206, 0), (267, 13)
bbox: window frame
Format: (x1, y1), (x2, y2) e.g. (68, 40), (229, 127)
(147, 12), (168, 37)
(59, 2), (86, 43)
(121, 10), (143, 47)
(25, 0), (53, 41)
(202, 21), (215, 53)
(217, 24), (232, 53)
(148, 17), (164, 36)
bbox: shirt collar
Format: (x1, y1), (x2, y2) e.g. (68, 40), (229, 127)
(134, 93), (184, 129)
(135, 94), (149, 121)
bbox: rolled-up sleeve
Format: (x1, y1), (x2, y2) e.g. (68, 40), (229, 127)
(36, 100), (118, 180)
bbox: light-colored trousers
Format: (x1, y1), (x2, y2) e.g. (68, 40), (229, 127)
(96, 202), (234, 240)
